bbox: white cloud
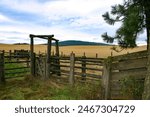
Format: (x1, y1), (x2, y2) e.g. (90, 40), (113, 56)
(0, 14), (13, 22)
(1, 0), (145, 45)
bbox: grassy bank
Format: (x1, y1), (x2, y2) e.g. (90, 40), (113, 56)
(0, 76), (102, 100)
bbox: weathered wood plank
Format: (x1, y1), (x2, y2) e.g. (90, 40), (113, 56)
(74, 72), (102, 79)
(81, 55), (86, 80)
(102, 62), (111, 100)
(112, 50), (147, 61)
(74, 66), (103, 71)
(69, 52), (75, 85)
(55, 40), (61, 76)
(0, 52), (5, 84)
(30, 36), (35, 76)
(112, 57), (147, 70)
(111, 68), (146, 80)
(110, 81), (122, 91)
(46, 38), (51, 79)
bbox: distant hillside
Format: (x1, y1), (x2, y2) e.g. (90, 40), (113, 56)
(52, 40), (109, 46)
(13, 43), (29, 45)
(12, 40), (109, 46)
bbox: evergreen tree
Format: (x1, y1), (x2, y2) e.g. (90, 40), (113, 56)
(102, 0), (150, 49)
(102, 0), (150, 99)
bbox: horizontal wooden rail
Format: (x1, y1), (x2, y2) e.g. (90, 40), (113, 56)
(5, 61), (30, 64)
(5, 75), (26, 79)
(5, 67), (29, 71)
(59, 61), (70, 63)
(5, 70), (30, 75)
(75, 61), (103, 66)
(74, 66), (103, 71)
(74, 72), (102, 79)
(51, 63), (70, 68)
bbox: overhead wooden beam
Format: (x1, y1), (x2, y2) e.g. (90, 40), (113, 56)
(29, 34), (58, 40)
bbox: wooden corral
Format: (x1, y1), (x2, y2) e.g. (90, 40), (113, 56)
(103, 50), (147, 99)
(0, 48), (148, 100)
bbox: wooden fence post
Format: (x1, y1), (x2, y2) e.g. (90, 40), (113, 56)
(69, 52), (75, 85)
(0, 52), (5, 84)
(46, 38), (51, 79)
(30, 36), (36, 77)
(55, 40), (61, 76)
(61, 52), (63, 57)
(9, 50), (12, 61)
(81, 55), (86, 80)
(102, 58), (112, 99)
(96, 53), (98, 58)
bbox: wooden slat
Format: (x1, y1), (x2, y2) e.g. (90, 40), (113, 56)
(5, 67), (29, 70)
(111, 92), (124, 100)
(112, 50), (147, 61)
(74, 72), (102, 79)
(5, 60), (30, 64)
(111, 68), (146, 80)
(60, 61), (70, 63)
(110, 81), (122, 91)
(5, 70), (29, 75)
(74, 66), (103, 71)
(112, 57), (147, 70)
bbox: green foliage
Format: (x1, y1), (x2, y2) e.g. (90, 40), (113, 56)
(51, 82), (102, 100)
(104, 56), (112, 65)
(120, 76), (144, 99)
(102, 0), (150, 48)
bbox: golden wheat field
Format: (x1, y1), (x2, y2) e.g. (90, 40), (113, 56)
(0, 44), (147, 58)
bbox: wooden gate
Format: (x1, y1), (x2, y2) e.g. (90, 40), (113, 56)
(35, 55), (46, 78)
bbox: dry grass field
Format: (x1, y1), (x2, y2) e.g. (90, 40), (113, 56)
(0, 44), (147, 58)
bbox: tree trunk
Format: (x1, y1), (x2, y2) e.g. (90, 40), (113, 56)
(142, 29), (150, 99)
(146, 27), (149, 50)
(142, 9), (150, 99)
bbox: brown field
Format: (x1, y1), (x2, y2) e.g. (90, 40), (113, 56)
(0, 44), (147, 58)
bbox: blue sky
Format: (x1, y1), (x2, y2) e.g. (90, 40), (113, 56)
(0, 0), (146, 44)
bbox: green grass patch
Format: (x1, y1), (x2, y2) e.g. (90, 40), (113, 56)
(0, 76), (102, 100)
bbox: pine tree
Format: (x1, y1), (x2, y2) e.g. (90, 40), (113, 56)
(102, 0), (150, 99)
(102, 0), (150, 49)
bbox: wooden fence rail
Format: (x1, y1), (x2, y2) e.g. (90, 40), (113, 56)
(35, 52), (104, 85)
(0, 50), (30, 81)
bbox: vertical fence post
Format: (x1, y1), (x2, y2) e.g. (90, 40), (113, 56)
(0, 52), (5, 84)
(30, 35), (35, 77)
(102, 58), (112, 99)
(69, 52), (75, 85)
(96, 53), (98, 58)
(61, 52), (63, 57)
(9, 50), (12, 61)
(55, 40), (61, 76)
(46, 38), (51, 79)
(81, 55), (86, 80)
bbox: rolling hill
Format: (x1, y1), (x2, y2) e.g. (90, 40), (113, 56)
(52, 40), (109, 46)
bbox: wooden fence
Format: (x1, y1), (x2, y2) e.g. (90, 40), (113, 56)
(1, 49), (148, 100)
(0, 50), (30, 83)
(34, 52), (104, 84)
(103, 50), (147, 99)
